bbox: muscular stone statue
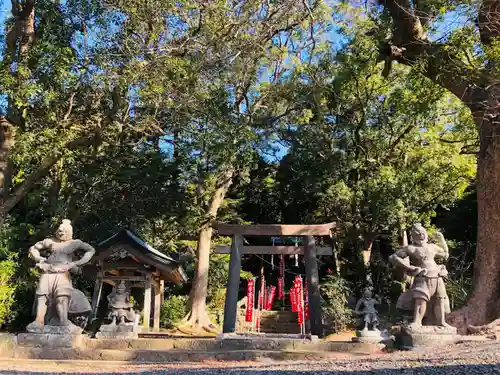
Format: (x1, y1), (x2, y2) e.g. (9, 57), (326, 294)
(354, 288), (380, 332)
(389, 223), (451, 329)
(107, 281), (136, 325)
(27, 219), (95, 333)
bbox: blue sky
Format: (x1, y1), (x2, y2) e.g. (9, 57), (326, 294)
(0, 1), (8, 25)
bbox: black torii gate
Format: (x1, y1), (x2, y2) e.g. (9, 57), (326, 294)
(215, 222), (335, 338)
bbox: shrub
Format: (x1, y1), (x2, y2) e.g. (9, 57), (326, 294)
(320, 275), (354, 333)
(0, 259), (17, 328)
(160, 295), (188, 329)
(446, 275), (472, 310)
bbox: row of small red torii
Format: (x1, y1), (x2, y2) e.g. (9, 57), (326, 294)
(214, 222), (335, 338)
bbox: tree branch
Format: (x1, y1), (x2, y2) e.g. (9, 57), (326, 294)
(380, 0), (477, 108)
(0, 135), (95, 221)
(478, 0), (500, 46)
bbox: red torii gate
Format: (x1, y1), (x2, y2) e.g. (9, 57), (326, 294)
(215, 222), (335, 338)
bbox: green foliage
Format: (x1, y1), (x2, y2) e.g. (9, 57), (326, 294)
(208, 288), (227, 315)
(160, 295), (188, 329)
(0, 259), (17, 327)
(208, 253), (253, 302)
(320, 275), (354, 333)
(446, 276), (472, 311)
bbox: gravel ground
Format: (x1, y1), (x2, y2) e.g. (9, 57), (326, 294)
(1, 341), (500, 375)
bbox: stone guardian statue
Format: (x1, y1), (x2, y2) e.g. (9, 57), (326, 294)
(97, 281), (139, 338)
(389, 223), (451, 329)
(107, 280), (136, 325)
(354, 288), (380, 332)
(27, 219), (95, 334)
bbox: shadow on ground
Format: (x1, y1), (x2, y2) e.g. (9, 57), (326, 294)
(0, 363), (499, 375)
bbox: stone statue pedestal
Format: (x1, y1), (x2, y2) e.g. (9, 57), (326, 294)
(352, 329), (384, 344)
(96, 323), (140, 339)
(18, 332), (89, 349)
(395, 324), (460, 350)
(26, 322), (84, 335)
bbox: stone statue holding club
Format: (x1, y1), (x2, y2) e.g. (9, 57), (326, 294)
(389, 223), (452, 329)
(27, 219), (95, 334)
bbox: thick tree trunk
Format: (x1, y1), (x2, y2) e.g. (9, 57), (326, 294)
(0, 117), (16, 200)
(361, 235), (374, 285)
(182, 223), (215, 329)
(181, 168), (235, 331)
(448, 108), (500, 330)
(399, 230), (410, 292)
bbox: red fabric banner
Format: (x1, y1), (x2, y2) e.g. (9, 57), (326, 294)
(290, 286), (298, 312)
(246, 279), (255, 322)
(278, 254), (285, 301)
(304, 279), (309, 319)
(266, 286), (276, 310)
(261, 277), (266, 310)
(295, 276), (304, 324)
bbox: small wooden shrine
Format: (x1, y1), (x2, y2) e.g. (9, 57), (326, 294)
(89, 230), (188, 331)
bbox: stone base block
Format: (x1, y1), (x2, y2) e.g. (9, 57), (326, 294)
(395, 325), (460, 350)
(0, 333), (17, 357)
(26, 322), (83, 335)
(97, 324), (140, 339)
(352, 329), (385, 344)
(17, 333), (89, 349)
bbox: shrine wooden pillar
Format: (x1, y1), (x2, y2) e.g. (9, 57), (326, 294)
(304, 235), (323, 337)
(153, 280), (161, 331)
(222, 234), (244, 333)
(90, 270), (103, 321)
(160, 279), (165, 302)
(143, 273), (152, 330)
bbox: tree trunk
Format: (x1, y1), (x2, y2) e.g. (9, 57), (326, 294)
(361, 235), (374, 286)
(0, 117), (16, 201)
(401, 229), (408, 247)
(399, 229), (410, 292)
(181, 168), (235, 331)
(182, 223), (214, 329)
(448, 107), (500, 330)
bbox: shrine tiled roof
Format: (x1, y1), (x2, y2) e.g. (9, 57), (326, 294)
(96, 229), (188, 284)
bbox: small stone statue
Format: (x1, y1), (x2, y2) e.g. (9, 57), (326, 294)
(107, 281), (136, 325)
(27, 219), (95, 334)
(354, 288), (380, 332)
(389, 223), (451, 330)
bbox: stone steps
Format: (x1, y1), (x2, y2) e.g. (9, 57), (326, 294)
(1, 333), (386, 362)
(17, 335), (367, 352)
(83, 337), (365, 352)
(9, 345), (383, 362)
(238, 310), (302, 334)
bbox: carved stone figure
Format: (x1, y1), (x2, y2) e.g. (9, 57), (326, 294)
(27, 219), (95, 334)
(389, 223), (451, 330)
(97, 281), (139, 338)
(107, 281), (136, 325)
(354, 288), (380, 331)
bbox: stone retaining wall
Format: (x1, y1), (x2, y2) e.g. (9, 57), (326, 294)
(0, 333), (385, 362)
